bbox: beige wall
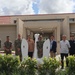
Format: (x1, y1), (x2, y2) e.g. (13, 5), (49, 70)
(9, 13), (75, 40)
(63, 16), (70, 39)
(9, 13), (75, 24)
(23, 28), (27, 39)
(17, 19), (24, 38)
(31, 32), (34, 39)
(0, 25), (16, 50)
(70, 23), (75, 34)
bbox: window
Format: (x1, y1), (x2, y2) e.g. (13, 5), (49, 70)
(69, 18), (75, 22)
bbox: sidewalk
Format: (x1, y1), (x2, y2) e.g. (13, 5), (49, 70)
(0, 51), (61, 62)
(0, 50), (15, 55)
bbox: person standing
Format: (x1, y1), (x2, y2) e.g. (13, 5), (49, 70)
(27, 35), (34, 58)
(69, 35), (75, 55)
(60, 35), (70, 69)
(14, 34), (22, 61)
(0, 39), (1, 48)
(50, 35), (57, 58)
(4, 36), (12, 55)
(37, 35), (44, 58)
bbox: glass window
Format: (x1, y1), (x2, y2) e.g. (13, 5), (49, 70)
(69, 18), (75, 21)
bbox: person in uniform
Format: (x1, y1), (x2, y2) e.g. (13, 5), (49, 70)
(14, 34), (22, 61)
(4, 36), (12, 55)
(69, 35), (75, 55)
(37, 35), (44, 58)
(0, 40), (1, 48)
(27, 35), (34, 58)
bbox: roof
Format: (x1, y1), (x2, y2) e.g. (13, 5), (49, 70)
(0, 13), (75, 17)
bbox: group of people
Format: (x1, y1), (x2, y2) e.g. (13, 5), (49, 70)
(4, 34), (22, 61)
(3, 34), (75, 69)
(52, 34), (75, 69)
(49, 34), (75, 69)
(60, 35), (75, 69)
(4, 34), (35, 61)
(3, 34), (56, 61)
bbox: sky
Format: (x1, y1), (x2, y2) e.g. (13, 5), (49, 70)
(0, 0), (75, 15)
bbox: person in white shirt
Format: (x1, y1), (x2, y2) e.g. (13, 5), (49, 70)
(60, 35), (70, 69)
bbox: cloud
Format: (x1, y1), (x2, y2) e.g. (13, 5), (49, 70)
(0, 0), (75, 15)
(38, 0), (75, 14)
(0, 0), (35, 15)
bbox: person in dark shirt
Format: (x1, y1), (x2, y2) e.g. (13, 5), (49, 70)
(69, 35), (75, 55)
(50, 35), (57, 58)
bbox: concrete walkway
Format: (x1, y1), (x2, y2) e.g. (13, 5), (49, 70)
(0, 50), (15, 55)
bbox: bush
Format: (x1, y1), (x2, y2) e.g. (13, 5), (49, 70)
(55, 69), (68, 75)
(19, 57), (37, 75)
(0, 54), (20, 75)
(0, 55), (62, 75)
(66, 56), (75, 75)
(38, 57), (60, 75)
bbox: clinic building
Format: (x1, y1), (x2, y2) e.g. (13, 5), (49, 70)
(0, 13), (75, 53)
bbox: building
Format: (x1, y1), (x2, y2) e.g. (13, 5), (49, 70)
(0, 13), (75, 53)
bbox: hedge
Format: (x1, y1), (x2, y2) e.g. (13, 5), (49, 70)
(0, 54), (75, 75)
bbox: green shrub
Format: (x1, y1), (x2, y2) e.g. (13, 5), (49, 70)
(0, 54), (20, 75)
(19, 57), (37, 75)
(66, 56), (75, 75)
(38, 58), (49, 75)
(38, 57), (60, 75)
(11, 71), (21, 75)
(0, 71), (21, 75)
(0, 55), (67, 75)
(55, 69), (68, 75)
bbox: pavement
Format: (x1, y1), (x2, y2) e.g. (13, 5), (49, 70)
(0, 50), (62, 62)
(0, 50), (61, 58)
(0, 50), (15, 55)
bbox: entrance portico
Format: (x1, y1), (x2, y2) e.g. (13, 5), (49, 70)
(23, 21), (60, 53)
